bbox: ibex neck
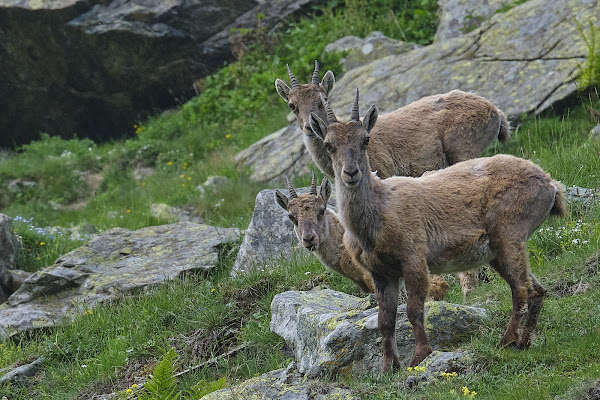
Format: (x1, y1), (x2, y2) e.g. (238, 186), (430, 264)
(313, 210), (345, 269)
(335, 170), (382, 250)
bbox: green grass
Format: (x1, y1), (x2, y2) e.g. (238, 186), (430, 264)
(1, 1), (600, 399)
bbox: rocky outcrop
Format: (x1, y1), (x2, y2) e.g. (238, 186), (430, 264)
(0, 214), (20, 303)
(232, 186), (334, 275)
(270, 289), (487, 377)
(0, 222), (239, 340)
(201, 363), (358, 400)
(324, 31), (421, 73)
(0, 0), (325, 148)
(0, 356), (45, 386)
(433, 0), (513, 42)
(234, 124), (314, 183)
(238, 0), (599, 183)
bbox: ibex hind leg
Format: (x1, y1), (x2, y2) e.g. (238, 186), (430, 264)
(519, 272), (547, 349)
(489, 242), (531, 348)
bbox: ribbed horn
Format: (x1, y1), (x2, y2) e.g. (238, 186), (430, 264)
(312, 60), (320, 85)
(286, 176), (298, 198)
(350, 88), (360, 121)
(310, 171), (317, 195)
(287, 64), (299, 88)
(320, 93), (337, 124)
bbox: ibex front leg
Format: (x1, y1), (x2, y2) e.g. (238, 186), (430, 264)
(404, 263), (433, 367)
(373, 274), (400, 373)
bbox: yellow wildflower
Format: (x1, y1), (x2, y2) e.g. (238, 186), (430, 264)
(211, 288), (216, 293)
(86, 310), (93, 315)
(40, 242), (45, 246)
(141, 181), (147, 187)
(183, 162), (188, 169)
(132, 383), (138, 389)
(126, 388), (132, 394)
(187, 176), (192, 181)
(180, 174), (185, 178)
(225, 134), (231, 139)
(406, 367), (413, 371)
(167, 161), (173, 166)
(126, 209), (131, 213)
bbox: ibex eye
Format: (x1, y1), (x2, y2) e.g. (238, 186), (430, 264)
(288, 214), (297, 224)
(363, 136), (370, 147)
(289, 103), (297, 112)
(324, 142), (334, 153)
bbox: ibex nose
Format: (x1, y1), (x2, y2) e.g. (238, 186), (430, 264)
(344, 168), (359, 178)
(303, 234), (317, 248)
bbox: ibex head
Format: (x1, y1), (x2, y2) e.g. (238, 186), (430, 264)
(309, 89), (378, 187)
(275, 61), (335, 137)
(275, 172), (332, 251)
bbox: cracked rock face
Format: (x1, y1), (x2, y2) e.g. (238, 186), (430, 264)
(0, 0), (325, 147)
(270, 289), (487, 377)
(0, 222), (240, 340)
(238, 0), (599, 183)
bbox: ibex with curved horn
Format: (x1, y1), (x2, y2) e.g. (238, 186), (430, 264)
(276, 62), (511, 296)
(308, 90), (567, 372)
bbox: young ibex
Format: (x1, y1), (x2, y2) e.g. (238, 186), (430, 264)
(274, 173), (376, 293)
(274, 173), (451, 300)
(308, 90), (567, 372)
(276, 62), (511, 296)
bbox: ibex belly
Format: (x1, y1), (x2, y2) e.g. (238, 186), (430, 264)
(429, 234), (494, 274)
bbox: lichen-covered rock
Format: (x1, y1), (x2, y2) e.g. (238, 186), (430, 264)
(324, 31), (420, 72)
(434, 0), (513, 42)
(331, 0), (598, 121)
(405, 350), (474, 387)
(270, 289), (487, 377)
(150, 203), (203, 224)
(201, 363), (358, 400)
(235, 124), (314, 183)
(0, 222), (239, 340)
(0, 356), (45, 385)
(232, 187), (335, 275)
(241, 0), (599, 183)
(567, 186), (599, 208)
(0, 214), (20, 303)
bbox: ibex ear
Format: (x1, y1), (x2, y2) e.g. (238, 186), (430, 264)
(275, 79), (291, 102)
(309, 112), (328, 141)
(321, 70), (335, 95)
(319, 177), (332, 203)
(274, 190), (289, 210)
(363, 104), (378, 134)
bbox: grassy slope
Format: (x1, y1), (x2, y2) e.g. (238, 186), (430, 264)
(1, 1), (600, 399)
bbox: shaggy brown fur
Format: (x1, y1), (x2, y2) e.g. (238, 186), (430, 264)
(274, 175), (450, 300)
(309, 91), (567, 372)
(276, 62), (511, 297)
(275, 175), (375, 293)
(275, 62), (510, 180)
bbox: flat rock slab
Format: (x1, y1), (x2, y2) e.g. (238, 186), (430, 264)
(271, 289), (487, 377)
(0, 222), (240, 340)
(201, 364), (358, 400)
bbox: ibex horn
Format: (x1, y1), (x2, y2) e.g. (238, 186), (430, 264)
(286, 176), (298, 198)
(320, 93), (337, 124)
(287, 64), (299, 88)
(310, 171), (317, 195)
(350, 88), (360, 121)
(312, 60), (320, 85)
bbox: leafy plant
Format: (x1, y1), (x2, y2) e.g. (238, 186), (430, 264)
(138, 348), (181, 400)
(576, 20), (600, 91)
